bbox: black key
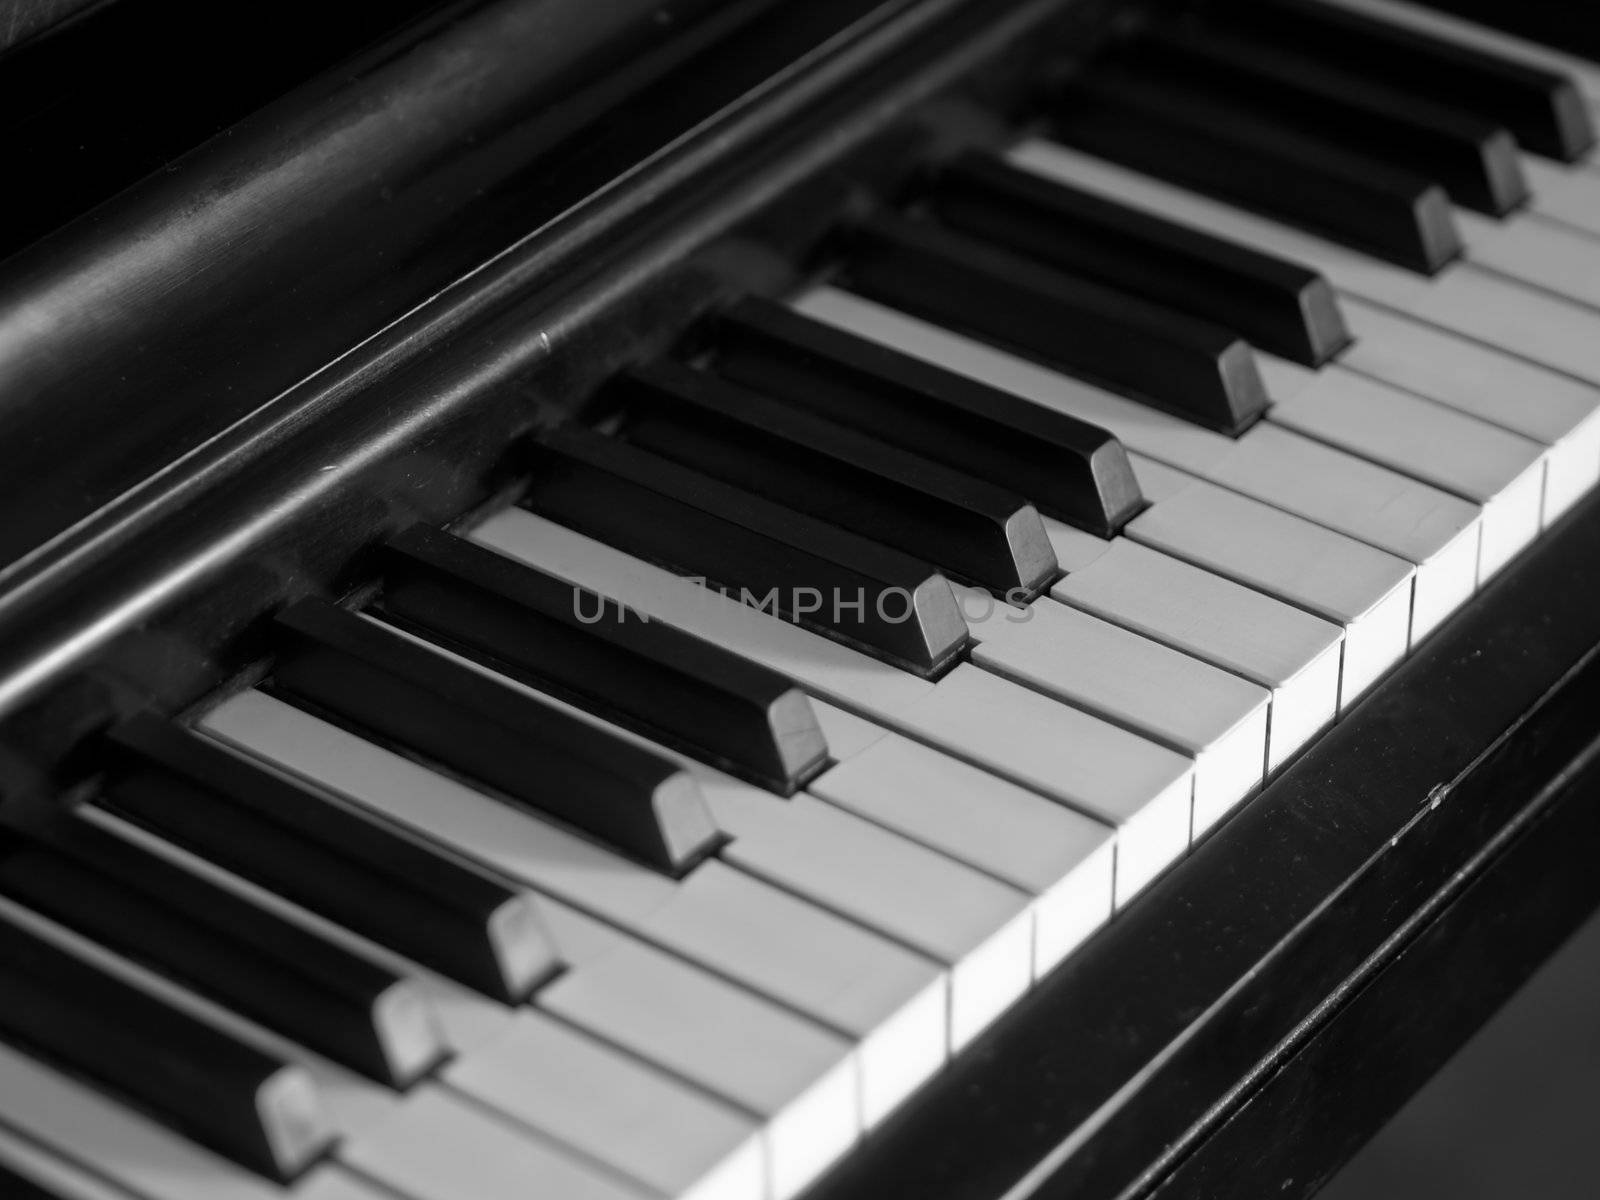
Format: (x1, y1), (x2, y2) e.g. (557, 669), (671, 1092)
(1053, 59), (1462, 273)
(712, 297), (1142, 536)
(1109, 23), (1529, 215)
(270, 597), (720, 873)
(1194, 0), (1593, 161)
(845, 212), (1269, 435)
(521, 425), (969, 676)
(379, 523), (830, 793)
(102, 713), (558, 1002)
(0, 819), (443, 1088)
(614, 361), (1059, 595)
(925, 152), (1351, 366)
(0, 915), (332, 1181)
(1386, 0), (1600, 74)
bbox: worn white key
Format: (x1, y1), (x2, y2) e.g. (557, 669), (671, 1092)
(1125, 476), (1414, 709)
(1052, 540), (1343, 770)
(1314, 0), (1600, 105)
(342, 1089), (649, 1200)
(1339, 297), (1600, 521)
(797, 287), (1481, 640)
(1267, 368), (1546, 578)
(1204, 425), (1481, 643)
(470, 507), (932, 723)
(891, 663), (1193, 906)
(808, 723), (1115, 972)
(0, 1043), (395, 1200)
(971, 596), (1270, 831)
(538, 901), (859, 1200)
(203, 691), (948, 1129)
(446, 1010), (764, 1200)
(1008, 140), (1600, 387)
(1457, 208), (1600, 313)
(380, 615), (1035, 1058)
(0, 1124), (136, 1200)
(1525, 157), (1600, 239)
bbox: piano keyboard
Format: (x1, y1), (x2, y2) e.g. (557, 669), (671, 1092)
(5, 1), (1600, 1199)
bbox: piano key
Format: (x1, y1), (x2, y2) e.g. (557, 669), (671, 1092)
(1053, 55), (1462, 272)
(1267, 368), (1547, 577)
(0, 910), (332, 1181)
(202, 689), (951, 1128)
(1112, 22), (1530, 215)
(925, 151), (1350, 365)
(797, 286), (1482, 644)
(1052, 540), (1344, 770)
(537, 900), (859, 1200)
(1337, 296), (1600, 520)
(0, 1041), (388, 1200)
(1125, 452), (1197, 504)
(1123, 475), (1415, 708)
(1010, 139), (1600, 388)
(102, 713), (556, 1002)
(271, 596), (719, 872)
(806, 718), (1116, 972)
(471, 506), (934, 719)
(714, 298), (1142, 536)
(0, 820), (443, 1088)
(807, 699), (888, 760)
(339, 1088), (649, 1200)
(444, 1010), (764, 1200)
(1318, 0), (1600, 107)
(1524, 156), (1600, 237)
(845, 212), (1269, 434)
(613, 361), (1057, 596)
(521, 425), (968, 676)
(892, 664), (1193, 907)
(0, 1123), (137, 1200)
(969, 597), (1271, 832)
(1192, 0), (1594, 161)
(379, 608), (1036, 1054)
(1456, 207), (1600, 313)
(381, 523), (829, 793)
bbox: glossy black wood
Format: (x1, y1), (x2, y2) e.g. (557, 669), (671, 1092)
(801, 487), (1600, 1200)
(1190, 0), (1594, 161)
(925, 151), (1350, 365)
(380, 523), (830, 792)
(0, 0), (1127, 801)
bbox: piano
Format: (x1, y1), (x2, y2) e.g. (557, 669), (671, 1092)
(1, 0), (1599, 1196)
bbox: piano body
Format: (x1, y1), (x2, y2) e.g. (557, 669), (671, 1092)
(1, 0), (1599, 1196)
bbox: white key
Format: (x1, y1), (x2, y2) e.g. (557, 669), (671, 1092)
(470, 507), (933, 722)
(0, 1122), (138, 1200)
(809, 729), (1115, 972)
(1127, 452), (1200, 503)
(538, 901), (860, 1200)
(1267, 368), (1546, 578)
(1124, 477), (1414, 708)
(1339, 297), (1600, 521)
(1052, 540), (1344, 770)
(1206, 425), (1482, 642)
(797, 287), (1481, 643)
(202, 691), (948, 1129)
(971, 596), (1270, 830)
(0, 1043), (395, 1200)
(1008, 140), (1600, 387)
(1313, 0), (1600, 105)
(342, 1089), (649, 1200)
(892, 663), (1193, 907)
(809, 699), (889, 760)
(446, 1010), (764, 1200)
(376, 615), (1034, 1058)
(1253, 351), (1321, 403)
(1457, 207), (1600, 313)
(1525, 157), (1600, 239)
